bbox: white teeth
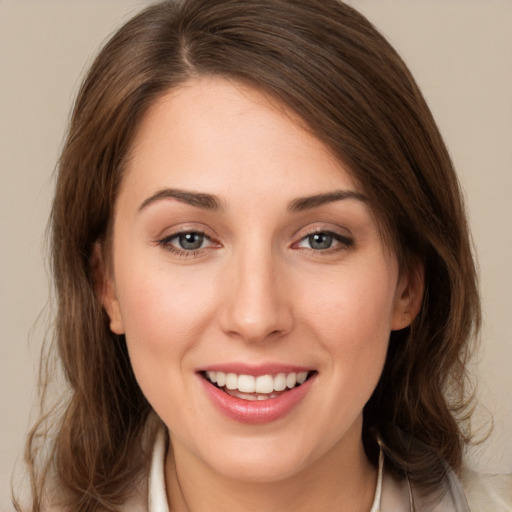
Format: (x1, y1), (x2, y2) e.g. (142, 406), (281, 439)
(297, 371), (308, 384)
(225, 373), (238, 390)
(225, 389), (279, 401)
(255, 374), (274, 394)
(216, 371), (226, 387)
(274, 373), (287, 392)
(205, 370), (310, 395)
(238, 392), (258, 401)
(286, 372), (297, 389)
(237, 374), (255, 393)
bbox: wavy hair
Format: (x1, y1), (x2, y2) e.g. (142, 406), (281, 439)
(18, 0), (480, 510)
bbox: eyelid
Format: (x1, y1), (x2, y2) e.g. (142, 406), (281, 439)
(292, 226), (355, 252)
(159, 230), (212, 247)
(156, 225), (221, 258)
(155, 221), (217, 243)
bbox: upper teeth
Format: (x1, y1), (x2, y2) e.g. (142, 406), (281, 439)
(205, 371), (309, 394)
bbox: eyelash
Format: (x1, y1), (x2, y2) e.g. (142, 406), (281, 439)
(157, 229), (354, 258)
(294, 229), (354, 254)
(157, 230), (217, 258)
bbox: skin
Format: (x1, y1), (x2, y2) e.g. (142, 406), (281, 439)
(98, 77), (423, 511)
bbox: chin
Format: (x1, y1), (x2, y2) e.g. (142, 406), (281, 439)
(210, 447), (312, 483)
(190, 429), (335, 484)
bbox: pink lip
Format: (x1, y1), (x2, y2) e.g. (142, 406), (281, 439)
(198, 371), (316, 424)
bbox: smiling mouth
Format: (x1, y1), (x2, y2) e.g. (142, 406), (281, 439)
(202, 371), (315, 401)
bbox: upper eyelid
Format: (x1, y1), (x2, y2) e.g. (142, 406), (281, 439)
(155, 224), (353, 247)
(293, 228), (355, 250)
(300, 229), (350, 240)
(156, 223), (217, 241)
(158, 231), (218, 251)
(294, 225), (353, 241)
(160, 229), (211, 241)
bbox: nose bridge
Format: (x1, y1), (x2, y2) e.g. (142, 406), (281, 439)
(220, 239), (292, 343)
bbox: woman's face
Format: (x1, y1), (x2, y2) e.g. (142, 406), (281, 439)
(101, 77), (416, 483)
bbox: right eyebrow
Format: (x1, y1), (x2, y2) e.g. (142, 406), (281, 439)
(138, 188), (223, 213)
(287, 190), (367, 212)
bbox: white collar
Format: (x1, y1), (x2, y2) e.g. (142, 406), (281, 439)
(147, 427), (384, 512)
(148, 427), (170, 512)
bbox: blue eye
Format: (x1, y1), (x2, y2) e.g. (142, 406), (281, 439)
(297, 231), (353, 251)
(176, 232), (206, 250)
(307, 233), (334, 250)
(159, 231), (213, 253)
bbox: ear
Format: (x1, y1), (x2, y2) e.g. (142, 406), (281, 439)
(391, 259), (425, 331)
(90, 242), (125, 335)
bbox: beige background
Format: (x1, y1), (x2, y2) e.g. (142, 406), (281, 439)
(1, 0), (511, 508)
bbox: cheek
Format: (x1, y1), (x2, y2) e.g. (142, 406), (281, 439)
(305, 262), (397, 396)
(307, 263), (397, 344)
(113, 260), (218, 387)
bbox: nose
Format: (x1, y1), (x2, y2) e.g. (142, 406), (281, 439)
(219, 246), (293, 344)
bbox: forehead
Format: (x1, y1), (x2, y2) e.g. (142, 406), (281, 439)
(121, 77), (360, 204)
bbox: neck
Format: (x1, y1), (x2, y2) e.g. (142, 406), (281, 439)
(165, 426), (377, 512)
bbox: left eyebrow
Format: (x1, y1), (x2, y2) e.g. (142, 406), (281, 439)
(287, 190), (367, 212)
(138, 188), (223, 212)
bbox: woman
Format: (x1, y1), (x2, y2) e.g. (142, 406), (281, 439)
(18, 0), (484, 510)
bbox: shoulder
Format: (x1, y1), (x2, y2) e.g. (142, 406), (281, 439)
(380, 466), (512, 512)
(380, 465), (472, 511)
(460, 467), (512, 512)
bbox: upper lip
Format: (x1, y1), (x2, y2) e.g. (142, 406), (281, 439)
(197, 362), (314, 376)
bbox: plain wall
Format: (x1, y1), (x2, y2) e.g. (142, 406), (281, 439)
(1, 0), (511, 508)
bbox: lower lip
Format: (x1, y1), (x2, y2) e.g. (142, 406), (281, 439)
(199, 374), (316, 424)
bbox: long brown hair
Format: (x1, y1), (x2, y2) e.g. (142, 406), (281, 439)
(19, 0), (480, 510)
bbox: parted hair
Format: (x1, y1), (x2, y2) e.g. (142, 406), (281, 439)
(19, 0), (480, 510)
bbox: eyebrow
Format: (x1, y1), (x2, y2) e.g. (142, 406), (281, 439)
(287, 190), (367, 212)
(138, 187), (366, 214)
(138, 188), (223, 212)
